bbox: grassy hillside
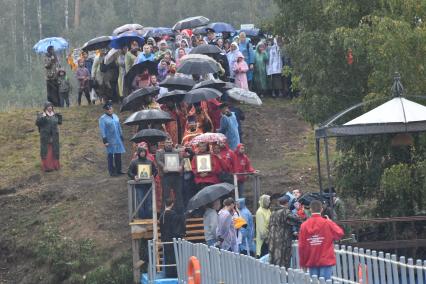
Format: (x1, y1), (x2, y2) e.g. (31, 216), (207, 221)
(0, 99), (318, 283)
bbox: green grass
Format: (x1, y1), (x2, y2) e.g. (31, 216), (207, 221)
(0, 104), (105, 189)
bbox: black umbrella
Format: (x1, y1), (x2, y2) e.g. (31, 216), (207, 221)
(130, 129), (168, 144)
(189, 44), (222, 55)
(192, 79), (226, 90)
(172, 16), (209, 30)
(120, 87), (160, 112)
(159, 76), (195, 91)
(184, 88), (222, 104)
(81, 36), (112, 52)
(124, 61), (158, 89)
(177, 55), (219, 75)
(220, 82), (237, 92)
(187, 183), (234, 211)
(124, 109), (174, 126)
(156, 90), (187, 104)
(144, 27), (175, 38)
(192, 26), (208, 35)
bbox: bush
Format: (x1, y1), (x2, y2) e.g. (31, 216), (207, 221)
(34, 226), (98, 282)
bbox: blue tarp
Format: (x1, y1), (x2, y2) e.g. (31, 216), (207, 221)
(141, 273), (178, 284)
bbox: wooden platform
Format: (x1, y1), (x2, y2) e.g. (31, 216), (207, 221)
(130, 217), (205, 242)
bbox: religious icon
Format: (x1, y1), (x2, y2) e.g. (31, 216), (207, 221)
(138, 164), (151, 179)
(164, 153), (180, 172)
(196, 154), (212, 173)
(183, 158), (192, 172)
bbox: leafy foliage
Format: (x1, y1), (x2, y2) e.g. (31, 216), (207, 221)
(272, 0), (426, 216)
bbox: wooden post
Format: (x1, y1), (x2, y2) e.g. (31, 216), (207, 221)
(128, 181), (133, 222)
(234, 174), (239, 201)
(132, 239), (140, 284)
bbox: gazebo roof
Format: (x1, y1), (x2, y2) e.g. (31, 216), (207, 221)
(345, 97), (426, 125)
(315, 96), (426, 138)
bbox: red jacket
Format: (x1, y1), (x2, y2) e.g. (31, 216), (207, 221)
(220, 148), (237, 173)
(191, 153), (221, 185)
(233, 145), (255, 182)
(298, 214), (344, 268)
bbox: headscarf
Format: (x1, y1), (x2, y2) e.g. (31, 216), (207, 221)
(259, 194), (270, 209)
(43, 101), (54, 112)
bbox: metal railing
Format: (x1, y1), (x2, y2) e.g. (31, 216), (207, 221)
(291, 241), (426, 284)
(169, 239), (336, 284)
(146, 238), (426, 284)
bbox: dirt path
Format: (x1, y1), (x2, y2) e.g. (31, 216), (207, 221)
(242, 99), (317, 200)
(0, 99), (317, 283)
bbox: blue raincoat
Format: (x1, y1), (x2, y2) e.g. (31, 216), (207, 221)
(135, 52), (155, 64)
(237, 198), (256, 254)
(238, 38), (255, 81)
(99, 114), (126, 154)
(218, 112), (240, 150)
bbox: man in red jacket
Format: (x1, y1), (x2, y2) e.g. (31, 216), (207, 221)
(298, 200), (344, 280)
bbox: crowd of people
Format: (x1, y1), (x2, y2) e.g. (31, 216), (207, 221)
(36, 23), (345, 281)
(42, 27), (295, 108)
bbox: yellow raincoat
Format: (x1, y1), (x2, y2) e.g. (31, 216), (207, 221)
(255, 194), (271, 256)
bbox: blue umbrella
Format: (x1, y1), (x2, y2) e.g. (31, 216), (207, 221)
(33, 37), (69, 54)
(144, 27), (174, 38)
(236, 28), (263, 37)
(207, 22), (235, 33)
(110, 32), (144, 49)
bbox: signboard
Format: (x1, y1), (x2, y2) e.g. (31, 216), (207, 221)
(240, 24), (255, 30)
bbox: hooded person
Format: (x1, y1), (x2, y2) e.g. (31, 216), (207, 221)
(128, 145), (158, 219)
(253, 41), (270, 97)
(227, 42), (240, 81)
(237, 198), (256, 255)
(157, 59), (169, 82)
(267, 194), (301, 268)
(36, 102), (62, 171)
(98, 101), (126, 176)
(174, 38), (191, 59)
(255, 194), (271, 257)
(155, 40), (172, 61)
(233, 143), (256, 197)
(217, 103), (240, 150)
(233, 52), (249, 90)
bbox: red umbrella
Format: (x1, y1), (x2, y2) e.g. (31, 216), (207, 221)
(190, 132), (227, 145)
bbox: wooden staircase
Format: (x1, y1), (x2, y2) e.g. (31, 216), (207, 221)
(129, 217), (205, 242)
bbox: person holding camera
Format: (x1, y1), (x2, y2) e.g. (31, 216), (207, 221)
(35, 102), (62, 172)
(44, 46), (60, 106)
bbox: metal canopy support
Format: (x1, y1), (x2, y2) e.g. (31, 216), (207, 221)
(316, 138), (323, 195)
(323, 136), (334, 212)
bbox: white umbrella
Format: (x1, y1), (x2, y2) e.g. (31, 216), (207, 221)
(112, 23), (144, 36)
(226, 88), (262, 106)
(104, 48), (119, 65)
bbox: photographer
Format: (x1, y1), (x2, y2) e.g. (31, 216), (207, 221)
(44, 46), (60, 106)
(35, 102), (62, 172)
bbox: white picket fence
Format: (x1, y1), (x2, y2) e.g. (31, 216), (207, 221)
(147, 239), (426, 284)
